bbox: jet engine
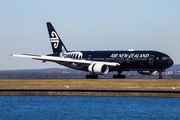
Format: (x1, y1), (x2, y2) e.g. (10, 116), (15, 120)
(88, 63), (109, 75)
(138, 71), (157, 75)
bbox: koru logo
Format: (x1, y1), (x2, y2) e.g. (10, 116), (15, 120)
(50, 31), (59, 48)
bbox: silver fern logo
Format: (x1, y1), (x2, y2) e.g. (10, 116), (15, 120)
(50, 31), (59, 48)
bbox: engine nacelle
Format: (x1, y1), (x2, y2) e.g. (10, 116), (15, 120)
(138, 71), (157, 75)
(88, 63), (109, 75)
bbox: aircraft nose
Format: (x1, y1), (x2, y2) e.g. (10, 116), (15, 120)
(169, 59), (174, 67)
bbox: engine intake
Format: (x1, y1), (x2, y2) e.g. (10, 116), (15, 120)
(88, 63), (109, 75)
(138, 71), (156, 75)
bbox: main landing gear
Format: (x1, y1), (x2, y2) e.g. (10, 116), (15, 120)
(113, 71), (126, 79)
(86, 74), (98, 79)
(158, 70), (162, 79)
(113, 74), (126, 79)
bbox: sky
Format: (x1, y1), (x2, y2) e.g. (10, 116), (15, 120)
(0, 0), (180, 70)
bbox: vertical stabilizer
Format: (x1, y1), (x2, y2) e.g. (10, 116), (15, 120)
(46, 22), (68, 53)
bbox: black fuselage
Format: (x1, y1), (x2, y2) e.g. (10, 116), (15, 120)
(79, 50), (173, 72)
(50, 50), (173, 73)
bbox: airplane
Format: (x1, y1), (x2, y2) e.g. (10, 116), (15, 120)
(12, 22), (174, 79)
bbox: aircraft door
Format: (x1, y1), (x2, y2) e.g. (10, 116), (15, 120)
(149, 55), (154, 64)
(87, 55), (92, 60)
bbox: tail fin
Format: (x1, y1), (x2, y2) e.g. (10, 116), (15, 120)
(46, 22), (68, 53)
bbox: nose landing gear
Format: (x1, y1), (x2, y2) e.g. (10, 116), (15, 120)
(158, 70), (162, 79)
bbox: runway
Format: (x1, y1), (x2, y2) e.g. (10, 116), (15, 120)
(0, 79), (180, 97)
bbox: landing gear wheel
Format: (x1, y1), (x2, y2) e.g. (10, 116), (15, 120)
(95, 75), (98, 79)
(158, 74), (162, 79)
(158, 70), (162, 79)
(86, 75), (98, 79)
(113, 74), (126, 79)
(113, 75), (116, 79)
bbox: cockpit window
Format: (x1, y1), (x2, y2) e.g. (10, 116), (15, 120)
(161, 57), (168, 60)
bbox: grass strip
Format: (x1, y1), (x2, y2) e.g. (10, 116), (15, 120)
(0, 79), (180, 86)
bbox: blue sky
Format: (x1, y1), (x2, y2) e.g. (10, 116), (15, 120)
(0, 0), (180, 70)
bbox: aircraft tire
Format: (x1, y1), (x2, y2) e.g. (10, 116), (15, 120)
(113, 75), (116, 79)
(86, 75), (98, 79)
(113, 74), (126, 79)
(86, 75), (89, 79)
(158, 74), (162, 79)
(95, 75), (98, 79)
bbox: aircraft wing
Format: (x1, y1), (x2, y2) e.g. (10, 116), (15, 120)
(11, 54), (120, 67)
